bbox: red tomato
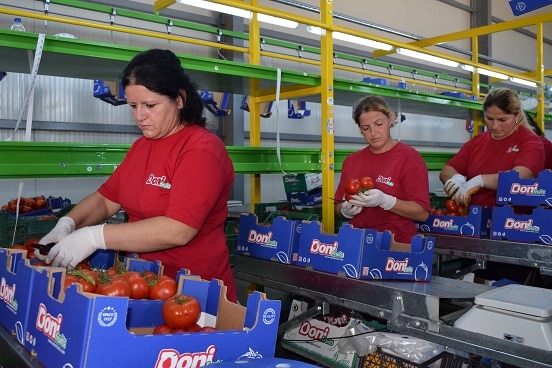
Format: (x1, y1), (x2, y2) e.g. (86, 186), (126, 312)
(153, 324), (173, 335)
(10, 244), (27, 252)
(456, 205), (465, 216)
(162, 294), (201, 329)
(445, 200), (458, 214)
(199, 326), (217, 332)
(75, 261), (91, 271)
(105, 265), (126, 279)
(434, 209), (445, 216)
(149, 275), (177, 300)
(64, 274), (80, 291)
(186, 323), (202, 332)
(24, 237), (40, 253)
(359, 176), (375, 191)
(96, 276), (132, 297)
(66, 268), (98, 293)
(34, 198), (47, 210)
(122, 271), (150, 299)
(344, 178), (361, 195)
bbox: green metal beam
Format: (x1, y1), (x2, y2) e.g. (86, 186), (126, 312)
(0, 142), (453, 179)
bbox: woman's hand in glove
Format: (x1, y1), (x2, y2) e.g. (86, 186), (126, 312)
(349, 189), (397, 211)
(340, 200), (362, 219)
(46, 224), (106, 269)
(34, 216), (76, 261)
(453, 175), (484, 206)
(444, 174), (466, 197)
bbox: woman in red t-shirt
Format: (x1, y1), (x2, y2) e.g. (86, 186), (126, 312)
(35, 49), (237, 302)
(334, 95), (431, 243)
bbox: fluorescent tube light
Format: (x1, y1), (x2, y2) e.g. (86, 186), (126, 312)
(334, 32), (393, 51)
(178, 0), (249, 18)
(396, 48), (459, 68)
(176, 0), (299, 28)
(258, 14), (299, 29)
(306, 26), (392, 51)
(306, 26), (324, 35)
(461, 65), (508, 80)
(510, 77), (537, 88)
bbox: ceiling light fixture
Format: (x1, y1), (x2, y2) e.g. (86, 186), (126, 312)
(509, 77), (537, 88)
(396, 48), (459, 68)
(461, 65), (509, 80)
(306, 26), (393, 51)
(176, 0), (299, 28)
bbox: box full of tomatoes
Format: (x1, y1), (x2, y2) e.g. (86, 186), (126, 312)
(416, 205), (492, 238)
(295, 221), (434, 281)
(23, 264), (281, 368)
(236, 213), (301, 264)
(0, 204), (75, 247)
(1, 195), (71, 218)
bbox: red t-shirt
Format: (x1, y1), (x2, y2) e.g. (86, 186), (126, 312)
(98, 125), (237, 302)
(539, 136), (552, 170)
(446, 127), (544, 207)
(334, 142), (431, 243)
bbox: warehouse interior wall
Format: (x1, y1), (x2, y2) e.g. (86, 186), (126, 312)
(0, 0), (550, 206)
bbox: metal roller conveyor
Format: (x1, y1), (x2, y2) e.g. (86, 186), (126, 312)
(233, 255), (552, 368)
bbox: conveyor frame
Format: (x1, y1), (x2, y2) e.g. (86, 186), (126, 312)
(233, 255), (552, 368)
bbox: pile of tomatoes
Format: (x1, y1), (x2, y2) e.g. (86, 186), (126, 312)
(62, 263), (179, 300)
(344, 176), (375, 201)
(1, 196), (49, 214)
(431, 199), (467, 217)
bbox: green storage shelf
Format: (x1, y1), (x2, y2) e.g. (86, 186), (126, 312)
(0, 142), (453, 178)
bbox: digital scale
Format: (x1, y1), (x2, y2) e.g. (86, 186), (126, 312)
(454, 284), (552, 350)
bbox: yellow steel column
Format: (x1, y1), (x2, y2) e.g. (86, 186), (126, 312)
(535, 21), (545, 130)
(248, 0), (262, 212)
(471, 36), (480, 98)
(320, 0), (335, 233)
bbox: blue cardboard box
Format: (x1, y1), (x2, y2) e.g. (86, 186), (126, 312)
(236, 213), (300, 264)
(0, 248), (38, 346)
(286, 188), (323, 206)
(416, 205), (492, 238)
(359, 231), (434, 281)
(490, 205), (552, 244)
(295, 222), (435, 281)
(496, 170), (552, 207)
(24, 268), (281, 368)
(295, 222), (367, 278)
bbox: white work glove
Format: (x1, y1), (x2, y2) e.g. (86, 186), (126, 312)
(340, 200), (362, 219)
(46, 224), (107, 269)
(444, 174), (466, 197)
(453, 175), (484, 206)
(349, 189), (397, 211)
(34, 216), (76, 261)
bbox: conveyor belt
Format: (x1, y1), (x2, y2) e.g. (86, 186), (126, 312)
(432, 234), (552, 275)
(0, 325), (40, 368)
(233, 255), (552, 368)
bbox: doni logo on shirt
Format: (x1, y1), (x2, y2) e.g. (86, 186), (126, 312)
(146, 174), (171, 189)
(376, 175), (394, 187)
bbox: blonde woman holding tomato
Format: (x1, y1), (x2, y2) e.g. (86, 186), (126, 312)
(334, 95), (431, 243)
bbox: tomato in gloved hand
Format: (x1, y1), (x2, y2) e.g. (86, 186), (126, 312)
(359, 176), (375, 191)
(345, 178), (361, 195)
